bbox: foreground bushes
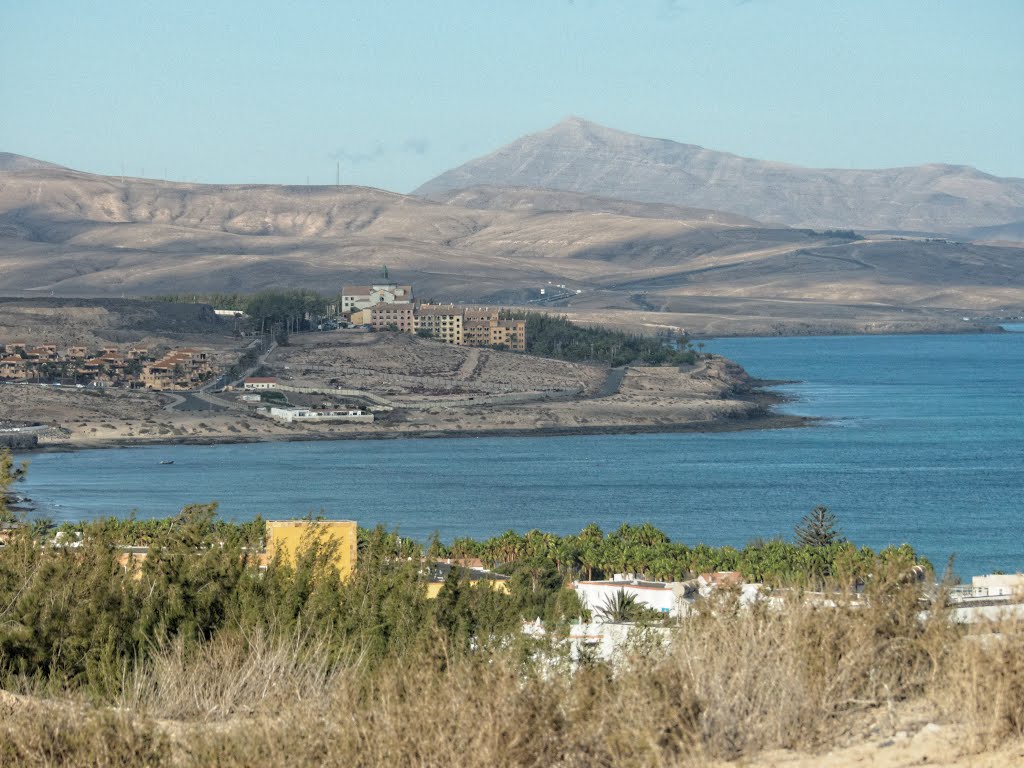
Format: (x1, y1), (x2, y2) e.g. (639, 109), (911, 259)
(1, 590), (1022, 767)
(0, 506), (1015, 766)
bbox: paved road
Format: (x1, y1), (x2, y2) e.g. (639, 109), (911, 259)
(161, 393), (185, 412)
(162, 338), (278, 413)
(224, 339), (277, 389)
(174, 393), (227, 412)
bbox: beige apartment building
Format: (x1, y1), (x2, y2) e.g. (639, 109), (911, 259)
(0, 356), (28, 380)
(369, 302), (416, 333)
(142, 348), (214, 391)
(463, 309), (526, 351)
(414, 304), (465, 345)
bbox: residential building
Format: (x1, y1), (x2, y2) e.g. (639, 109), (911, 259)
(108, 519), (359, 583)
(243, 377), (278, 390)
(967, 573), (1024, 599)
(264, 520), (358, 580)
(267, 406), (373, 423)
(349, 308), (373, 326)
(414, 304), (464, 345)
(369, 302), (415, 333)
(574, 577), (696, 619)
(464, 311), (526, 351)
(0, 357), (28, 381)
(142, 348), (214, 391)
(0, 341), (216, 389)
(28, 344), (58, 360)
(424, 561), (510, 598)
(341, 283), (414, 313)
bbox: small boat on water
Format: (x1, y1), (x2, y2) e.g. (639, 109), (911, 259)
(158, 460), (175, 465)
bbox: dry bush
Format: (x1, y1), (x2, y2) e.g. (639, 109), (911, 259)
(3, 591), (1024, 767)
(0, 705), (170, 768)
(118, 626), (350, 720)
(931, 616), (1024, 748)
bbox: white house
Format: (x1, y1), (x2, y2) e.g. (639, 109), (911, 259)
(340, 284), (414, 313)
(243, 377), (278, 390)
(267, 406), (373, 424)
(969, 573), (1024, 599)
(573, 577), (696, 619)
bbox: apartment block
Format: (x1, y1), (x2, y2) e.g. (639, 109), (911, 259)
(414, 304), (465, 345)
(369, 302), (416, 333)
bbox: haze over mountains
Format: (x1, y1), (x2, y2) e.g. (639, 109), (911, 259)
(1, 118), (1023, 336)
(416, 117), (1024, 235)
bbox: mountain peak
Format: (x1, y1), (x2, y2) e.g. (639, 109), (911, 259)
(413, 122), (1024, 231)
(0, 153), (66, 172)
(544, 116), (633, 141)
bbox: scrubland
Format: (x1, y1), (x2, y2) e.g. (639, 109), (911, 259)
(0, 507), (1020, 767)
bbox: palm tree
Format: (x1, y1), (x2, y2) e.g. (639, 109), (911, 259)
(578, 523), (604, 548)
(579, 546), (601, 581)
(597, 589), (643, 622)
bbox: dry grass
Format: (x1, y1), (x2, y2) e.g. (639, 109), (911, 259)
(1, 591), (1023, 767)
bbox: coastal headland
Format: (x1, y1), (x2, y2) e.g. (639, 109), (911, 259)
(0, 294), (812, 451)
(4, 338), (804, 452)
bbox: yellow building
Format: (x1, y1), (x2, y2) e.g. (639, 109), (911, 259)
(264, 520), (358, 579)
(414, 304), (465, 345)
(424, 579), (511, 598)
(464, 316), (526, 351)
(349, 308), (373, 325)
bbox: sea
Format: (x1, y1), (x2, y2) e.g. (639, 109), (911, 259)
(14, 330), (1024, 578)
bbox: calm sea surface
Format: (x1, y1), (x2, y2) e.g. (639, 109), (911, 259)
(15, 331), (1024, 578)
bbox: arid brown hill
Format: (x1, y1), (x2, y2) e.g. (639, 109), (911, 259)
(414, 117), (1024, 234)
(1, 155), (1023, 336)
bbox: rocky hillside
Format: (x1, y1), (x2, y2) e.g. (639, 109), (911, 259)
(1, 155), (1023, 336)
(414, 117), (1024, 233)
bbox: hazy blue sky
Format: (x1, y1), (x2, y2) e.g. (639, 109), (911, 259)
(2, 1), (1021, 192)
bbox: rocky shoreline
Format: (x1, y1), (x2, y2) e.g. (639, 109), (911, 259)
(22, 383), (812, 453)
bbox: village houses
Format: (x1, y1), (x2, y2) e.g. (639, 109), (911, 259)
(0, 342), (216, 391)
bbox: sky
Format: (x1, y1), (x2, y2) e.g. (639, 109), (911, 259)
(2, 1), (1022, 192)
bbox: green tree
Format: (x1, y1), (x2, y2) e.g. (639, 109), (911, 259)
(795, 505), (843, 548)
(0, 449), (28, 523)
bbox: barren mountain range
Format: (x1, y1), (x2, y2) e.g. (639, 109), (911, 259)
(416, 117), (1024, 235)
(1, 120), (1023, 336)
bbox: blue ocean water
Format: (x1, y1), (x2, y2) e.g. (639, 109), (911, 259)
(15, 332), (1024, 578)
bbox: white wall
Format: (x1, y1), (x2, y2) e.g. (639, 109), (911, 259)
(575, 582), (678, 617)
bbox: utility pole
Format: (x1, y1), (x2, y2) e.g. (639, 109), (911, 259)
(336, 161), (340, 186)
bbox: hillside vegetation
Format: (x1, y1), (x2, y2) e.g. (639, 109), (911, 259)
(519, 312), (696, 366)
